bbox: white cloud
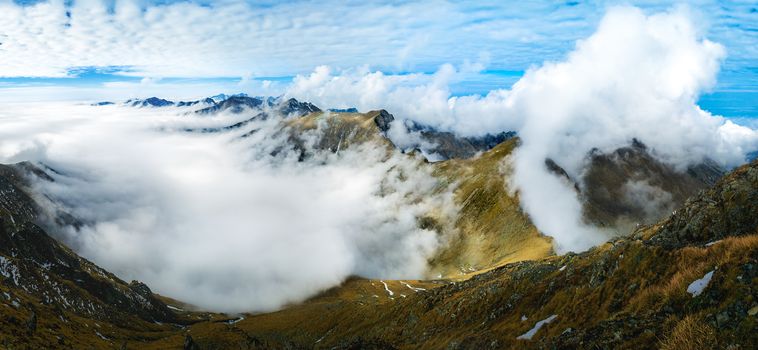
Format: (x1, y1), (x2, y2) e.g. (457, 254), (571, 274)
(0, 102), (456, 313)
(491, 6), (757, 253)
(285, 63), (522, 136)
(283, 6), (758, 253)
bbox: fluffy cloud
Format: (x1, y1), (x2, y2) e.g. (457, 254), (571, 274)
(285, 64), (521, 136)
(508, 6), (757, 252)
(285, 6), (758, 253)
(0, 102), (456, 312)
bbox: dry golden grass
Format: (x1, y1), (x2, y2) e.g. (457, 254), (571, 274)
(659, 314), (717, 350)
(429, 139), (554, 277)
(629, 234), (758, 311)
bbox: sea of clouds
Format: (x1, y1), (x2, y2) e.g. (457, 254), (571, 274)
(0, 102), (456, 312)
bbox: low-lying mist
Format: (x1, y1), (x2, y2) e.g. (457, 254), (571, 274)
(0, 103), (456, 312)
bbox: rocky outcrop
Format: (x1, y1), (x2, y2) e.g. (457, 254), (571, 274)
(645, 158), (757, 248)
(374, 109), (394, 133)
(194, 95), (321, 116)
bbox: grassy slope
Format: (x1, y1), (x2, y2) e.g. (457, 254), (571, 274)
(287, 111), (553, 277)
(429, 139), (553, 278)
(145, 159), (758, 349)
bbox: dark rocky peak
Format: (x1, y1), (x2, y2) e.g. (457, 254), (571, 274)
(328, 107), (359, 113)
(126, 97), (175, 107)
(631, 137), (647, 150)
(276, 98), (321, 117)
(91, 101), (115, 106)
(374, 109), (394, 133)
(176, 97), (215, 107)
(195, 96), (264, 114)
(208, 93), (248, 104)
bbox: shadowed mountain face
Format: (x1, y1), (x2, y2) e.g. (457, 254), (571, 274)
(545, 140), (725, 235)
(0, 163), (191, 348)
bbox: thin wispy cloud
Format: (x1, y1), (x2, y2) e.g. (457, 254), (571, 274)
(0, 1), (755, 84)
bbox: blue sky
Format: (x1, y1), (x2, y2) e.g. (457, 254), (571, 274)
(0, 0), (756, 120)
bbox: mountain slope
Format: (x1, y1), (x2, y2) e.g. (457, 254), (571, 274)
(154, 159), (757, 349)
(429, 139), (553, 277)
(284, 109), (553, 277)
(1, 104), (755, 349)
(581, 141), (724, 233)
(0, 163), (194, 348)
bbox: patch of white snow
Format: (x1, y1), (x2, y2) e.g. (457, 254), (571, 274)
(401, 281), (425, 292)
(517, 314), (558, 340)
(380, 280), (394, 296)
(687, 270), (715, 297)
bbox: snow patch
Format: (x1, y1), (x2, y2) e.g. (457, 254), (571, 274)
(687, 270), (715, 297)
(401, 281), (426, 292)
(167, 305), (184, 312)
(517, 314), (557, 340)
(226, 316), (245, 325)
(380, 280), (394, 296)
(0, 256), (21, 285)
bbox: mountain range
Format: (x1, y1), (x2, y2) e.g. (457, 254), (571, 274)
(1, 95), (756, 349)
